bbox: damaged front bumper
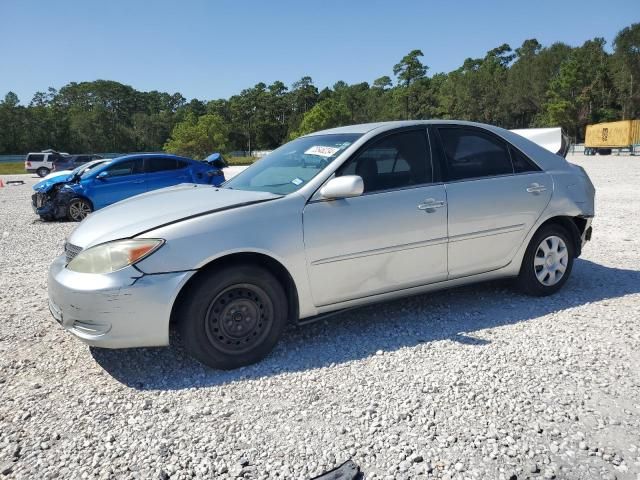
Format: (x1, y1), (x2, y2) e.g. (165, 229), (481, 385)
(48, 255), (194, 348)
(31, 191), (66, 219)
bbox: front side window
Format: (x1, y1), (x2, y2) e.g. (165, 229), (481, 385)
(337, 130), (431, 193)
(224, 134), (360, 195)
(105, 158), (143, 177)
(438, 128), (512, 181)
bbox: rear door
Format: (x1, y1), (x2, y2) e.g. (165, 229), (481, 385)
(144, 157), (191, 191)
(434, 126), (552, 278)
(86, 157), (146, 209)
(303, 128), (448, 306)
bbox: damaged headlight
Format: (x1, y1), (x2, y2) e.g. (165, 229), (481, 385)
(67, 239), (164, 274)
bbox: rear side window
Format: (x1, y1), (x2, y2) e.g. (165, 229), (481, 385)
(145, 157), (181, 173)
(337, 130), (431, 193)
(510, 147), (540, 173)
(27, 154), (45, 162)
(438, 128), (512, 181)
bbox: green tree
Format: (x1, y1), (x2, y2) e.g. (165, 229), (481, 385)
(611, 23), (640, 119)
(164, 113), (229, 159)
(393, 50), (428, 119)
(290, 99), (350, 138)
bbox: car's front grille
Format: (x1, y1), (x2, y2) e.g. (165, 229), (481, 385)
(65, 243), (83, 263)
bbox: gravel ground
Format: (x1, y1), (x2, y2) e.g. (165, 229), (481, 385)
(1, 154), (639, 480)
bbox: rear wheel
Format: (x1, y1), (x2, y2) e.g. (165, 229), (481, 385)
(66, 198), (92, 222)
(517, 224), (575, 296)
(177, 264), (288, 369)
(36, 167), (50, 178)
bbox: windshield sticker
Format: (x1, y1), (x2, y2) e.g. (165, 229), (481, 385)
(304, 145), (340, 158)
(291, 178), (303, 186)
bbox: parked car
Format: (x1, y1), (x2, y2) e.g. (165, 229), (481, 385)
(48, 121), (595, 369)
(32, 159), (112, 220)
(34, 153), (225, 221)
(24, 150), (68, 177)
(52, 154), (103, 173)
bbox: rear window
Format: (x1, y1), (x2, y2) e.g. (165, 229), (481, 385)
(27, 154), (45, 162)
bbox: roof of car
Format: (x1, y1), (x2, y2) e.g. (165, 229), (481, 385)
(305, 120), (511, 136)
(112, 153), (194, 162)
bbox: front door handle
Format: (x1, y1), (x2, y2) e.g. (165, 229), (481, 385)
(132, 180), (144, 184)
(526, 183), (546, 194)
(418, 198), (446, 212)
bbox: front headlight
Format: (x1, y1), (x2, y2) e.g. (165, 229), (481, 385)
(67, 239), (164, 274)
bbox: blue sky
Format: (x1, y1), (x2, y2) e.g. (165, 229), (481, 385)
(2, 0), (638, 103)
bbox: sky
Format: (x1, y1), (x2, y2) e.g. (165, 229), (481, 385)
(1, 0), (638, 104)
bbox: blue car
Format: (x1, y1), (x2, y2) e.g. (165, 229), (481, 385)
(32, 154), (226, 221)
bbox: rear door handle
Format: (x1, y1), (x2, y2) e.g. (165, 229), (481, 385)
(526, 183), (546, 194)
(418, 199), (446, 211)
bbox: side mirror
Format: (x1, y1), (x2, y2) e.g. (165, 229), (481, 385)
(319, 175), (364, 200)
(96, 171), (109, 180)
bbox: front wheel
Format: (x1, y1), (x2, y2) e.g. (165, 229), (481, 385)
(66, 198), (92, 222)
(517, 225), (575, 296)
(177, 264), (288, 369)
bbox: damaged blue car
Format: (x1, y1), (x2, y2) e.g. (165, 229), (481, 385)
(32, 153), (226, 221)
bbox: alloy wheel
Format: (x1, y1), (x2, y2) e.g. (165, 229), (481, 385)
(69, 200), (91, 221)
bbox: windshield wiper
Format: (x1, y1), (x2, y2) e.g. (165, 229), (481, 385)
(259, 182), (298, 187)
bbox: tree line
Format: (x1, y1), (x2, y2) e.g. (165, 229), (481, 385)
(1, 23), (638, 158)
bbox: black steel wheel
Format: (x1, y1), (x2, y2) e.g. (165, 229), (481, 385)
(204, 284), (274, 355)
(177, 264), (289, 369)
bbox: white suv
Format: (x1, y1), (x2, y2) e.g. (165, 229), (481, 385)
(25, 151), (68, 177)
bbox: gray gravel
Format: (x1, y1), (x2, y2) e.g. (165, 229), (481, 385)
(1, 154), (640, 479)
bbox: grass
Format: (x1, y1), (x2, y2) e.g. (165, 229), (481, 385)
(0, 162), (25, 175)
(226, 156), (257, 166)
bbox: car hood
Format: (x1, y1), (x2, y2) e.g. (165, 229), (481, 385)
(67, 184), (281, 248)
(33, 173), (74, 192)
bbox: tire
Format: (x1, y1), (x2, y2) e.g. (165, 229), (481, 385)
(177, 264), (288, 369)
(66, 198), (92, 222)
(517, 224), (575, 296)
(36, 167), (50, 178)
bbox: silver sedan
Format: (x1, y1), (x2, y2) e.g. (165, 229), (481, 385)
(48, 121), (595, 369)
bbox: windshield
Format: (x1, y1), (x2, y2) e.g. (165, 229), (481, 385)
(224, 133), (361, 194)
(79, 160), (110, 178)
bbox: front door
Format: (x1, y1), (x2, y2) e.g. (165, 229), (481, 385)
(303, 129), (448, 307)
(87, 157), (146, 209)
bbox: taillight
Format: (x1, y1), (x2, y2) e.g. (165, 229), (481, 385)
(26, 161), (31, 167)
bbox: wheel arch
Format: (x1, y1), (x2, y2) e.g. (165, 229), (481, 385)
(170, 251), (300, 327)
(532, 215), (585, 257)
(68, 194), (94, 209)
